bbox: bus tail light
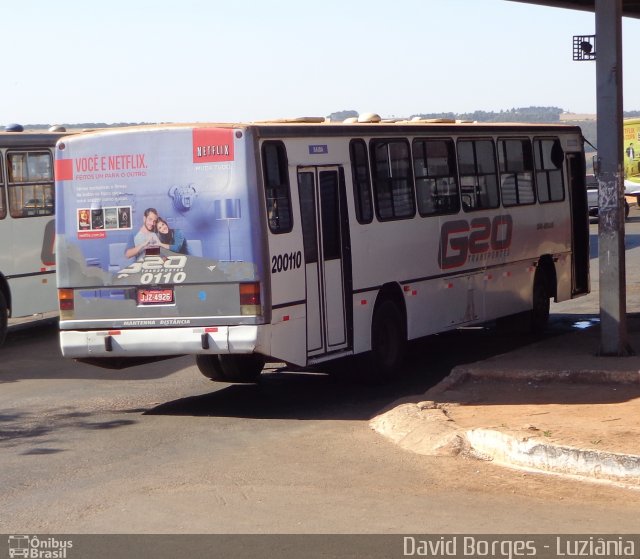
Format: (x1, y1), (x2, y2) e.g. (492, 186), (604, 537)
(239, 282), (261, 316)
(58, 289), (74, 319)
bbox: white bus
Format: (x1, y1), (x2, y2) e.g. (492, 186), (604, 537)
(0, 125), (71, 346)
(55, 116), (590, 381)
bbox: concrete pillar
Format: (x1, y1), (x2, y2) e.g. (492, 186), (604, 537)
(595, 0), (631, 355)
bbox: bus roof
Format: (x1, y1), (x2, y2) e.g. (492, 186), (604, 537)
(0, 130), (72, 148)
(65, 118), (583, 140)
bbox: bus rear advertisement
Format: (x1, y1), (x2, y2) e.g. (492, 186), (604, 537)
(55, 118), (590, 383)
(56, 126), (264, 362)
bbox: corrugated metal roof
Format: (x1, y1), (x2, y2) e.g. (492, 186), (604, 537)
(508, 0), (640, 18)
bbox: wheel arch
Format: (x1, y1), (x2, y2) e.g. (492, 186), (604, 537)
(373, 282), (407, 337)
(536, 255), (558, 301)
(0, 273), (10, 316)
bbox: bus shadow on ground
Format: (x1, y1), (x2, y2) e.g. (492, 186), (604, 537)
(146, 324), (565, 422)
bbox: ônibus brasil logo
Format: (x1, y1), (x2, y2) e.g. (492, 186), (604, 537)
(8, 536), (73, 559)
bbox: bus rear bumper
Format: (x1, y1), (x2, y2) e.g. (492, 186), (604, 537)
(60, 325), (261, 358)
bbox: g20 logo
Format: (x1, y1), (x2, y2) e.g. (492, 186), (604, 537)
(118, 255), (188, 284)
(438, 215), (513, 270)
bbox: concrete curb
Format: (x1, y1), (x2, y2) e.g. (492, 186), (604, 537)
(465, 428), (640, 486)
(369, 402), (469, 457)
(370, 323), (640, 487)
(370, 401), (640, 488)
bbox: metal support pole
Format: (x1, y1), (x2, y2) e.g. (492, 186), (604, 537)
(595, 0), (631, 355)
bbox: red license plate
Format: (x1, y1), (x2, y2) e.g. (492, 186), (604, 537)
(137, 288), (174, 305)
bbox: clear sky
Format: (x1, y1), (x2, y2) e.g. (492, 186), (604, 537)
(3, 0), (640, 125)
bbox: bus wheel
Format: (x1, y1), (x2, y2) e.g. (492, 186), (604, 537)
(368, 300), (406, 381)
(196, 355), (227, 381)
(531, 270), (550, 335)
(218, 354), (266, 383)
(0, 291), (7, 347)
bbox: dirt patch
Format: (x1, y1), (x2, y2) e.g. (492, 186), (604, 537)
(435, 379), (640, 456)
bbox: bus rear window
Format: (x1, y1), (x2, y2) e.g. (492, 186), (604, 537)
(262, 141), (293, 233)
(7, 151), (54, 218)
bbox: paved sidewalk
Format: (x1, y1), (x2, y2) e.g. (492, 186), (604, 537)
(371, 314), (640, 489)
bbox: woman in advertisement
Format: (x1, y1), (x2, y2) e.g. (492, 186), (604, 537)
(156, 216), (188, 254)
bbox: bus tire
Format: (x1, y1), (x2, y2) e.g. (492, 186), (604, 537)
(195, 354), (227, 382)
(0, 291), (7, 347)
(218, 354), (265, 383)
(531, 269), (550, 335)
(367, 299), (406, 382)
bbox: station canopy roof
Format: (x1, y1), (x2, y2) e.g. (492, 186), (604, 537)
(508, 0), (640, 18)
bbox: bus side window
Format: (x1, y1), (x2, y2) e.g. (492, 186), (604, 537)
(498, 138), (535, 207)
(6, 151), (55, 218)
(457, 139), (499, 211)
(534, 137), (565, 203)
(262, 141), (293, 233)
(0, 156), (5, 219)
(349, 139), (373, 224)
(412, 138), (460, 216)
(370, 138), (416, 221)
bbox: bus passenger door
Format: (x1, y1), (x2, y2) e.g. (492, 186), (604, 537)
(566, 153), (590, 295)
(297, 166), (352, 358)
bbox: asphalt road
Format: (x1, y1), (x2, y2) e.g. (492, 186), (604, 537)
(2, 217), (640, 535)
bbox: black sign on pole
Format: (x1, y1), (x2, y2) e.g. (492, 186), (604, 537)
(572, 34), (597, 60)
